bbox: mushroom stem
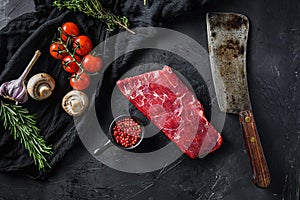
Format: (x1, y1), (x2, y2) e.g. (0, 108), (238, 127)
(38, 84), (51, 98)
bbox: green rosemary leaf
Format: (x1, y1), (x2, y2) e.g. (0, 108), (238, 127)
(52, 0), (135, 34)
(5, 104), (17, 115)
(0, 100), (53, 171)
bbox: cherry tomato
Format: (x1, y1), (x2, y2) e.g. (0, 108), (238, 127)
(49, 43), (68, 60)
(72, 35), (92, 56)
(82, 54), (103, 73)
(62, 55), (81, 73)
(70, 72), (90, 90)
(61, 22), (79, 41)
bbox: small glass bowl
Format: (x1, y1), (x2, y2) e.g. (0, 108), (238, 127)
(109, 115), (145, 150)
(94, 115), (144, 155)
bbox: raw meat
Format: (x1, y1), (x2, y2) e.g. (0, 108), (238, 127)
(116, 66), (222, 158)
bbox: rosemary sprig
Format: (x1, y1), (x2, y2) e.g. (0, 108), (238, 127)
(53, 0), (135, 34)
(0, 100), (53, 171)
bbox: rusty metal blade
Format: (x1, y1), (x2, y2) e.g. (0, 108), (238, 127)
(207, 12), (251, 114)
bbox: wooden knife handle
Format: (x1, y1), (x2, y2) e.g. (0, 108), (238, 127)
(239, 110), (271, 188)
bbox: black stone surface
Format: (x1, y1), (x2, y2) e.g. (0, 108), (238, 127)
(0, 0), (299, 200)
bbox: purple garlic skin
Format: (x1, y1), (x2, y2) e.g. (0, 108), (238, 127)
(0, 78), (28, 104)
(0, 50), (41, 104)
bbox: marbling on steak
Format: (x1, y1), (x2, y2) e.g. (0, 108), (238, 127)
(116, 66), (222, 158)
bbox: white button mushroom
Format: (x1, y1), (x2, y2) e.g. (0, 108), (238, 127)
(27, 73), (55, 101)
(62, 90), (89, 117)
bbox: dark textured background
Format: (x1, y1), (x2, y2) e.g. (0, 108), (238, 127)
(0, 0), (299, 200)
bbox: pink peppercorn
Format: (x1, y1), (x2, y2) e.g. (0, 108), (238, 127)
(112, 117), (142, 148)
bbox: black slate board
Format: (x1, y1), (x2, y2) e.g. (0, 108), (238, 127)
(0, 0), (299, 200)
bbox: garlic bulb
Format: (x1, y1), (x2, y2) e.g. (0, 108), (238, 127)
(0, 50), (41, 104)
(0, 81), (28, 104)
(62, 90), (89, 117)
(27, 73), (55, 100)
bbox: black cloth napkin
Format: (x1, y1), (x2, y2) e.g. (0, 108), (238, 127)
(0, 0), (206, 179)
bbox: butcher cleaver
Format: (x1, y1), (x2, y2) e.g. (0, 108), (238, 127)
(206, 12), (271, 188)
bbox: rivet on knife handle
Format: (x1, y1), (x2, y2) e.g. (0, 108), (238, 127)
(239, 110), (271, 188)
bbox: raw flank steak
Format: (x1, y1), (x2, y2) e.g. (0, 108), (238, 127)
(116, 66), (222, 158)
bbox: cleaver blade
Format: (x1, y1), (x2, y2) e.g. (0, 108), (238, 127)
(207, 12), (271, 188)
(206, 12), (251, 114)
